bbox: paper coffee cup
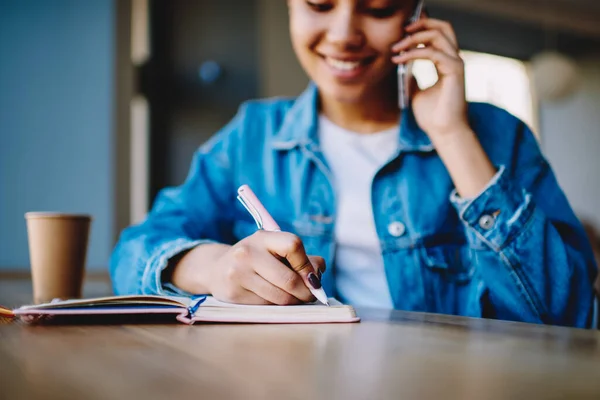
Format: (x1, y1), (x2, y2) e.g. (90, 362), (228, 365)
(25, 213), (92, 304)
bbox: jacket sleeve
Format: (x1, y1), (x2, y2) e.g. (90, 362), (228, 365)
(109, 107), (245, 296)
(450, 116), (597, 328)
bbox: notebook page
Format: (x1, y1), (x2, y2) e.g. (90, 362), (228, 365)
(16, 295), (192, 310)
(199, 297), (343, 309)
(190, 296), (359, 323)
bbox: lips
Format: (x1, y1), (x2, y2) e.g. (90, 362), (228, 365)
(319, 54), (376, 79)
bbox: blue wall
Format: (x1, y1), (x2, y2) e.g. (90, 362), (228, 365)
(0, 0), (114, 269)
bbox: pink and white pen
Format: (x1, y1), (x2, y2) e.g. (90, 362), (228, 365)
(237, 184), (330, 306)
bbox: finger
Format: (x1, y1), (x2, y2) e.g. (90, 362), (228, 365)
(392, 47), (463, 76)
(308, 255), (326, 279)
(216, 286), (272, 305)
(235, 288), (274, 305)
(256, 231), (323, 294)
(242, 273), (303, 305)
(250, 243), (315, 302)
(405, 18), (458, 49)
(392, 29), (459, 59)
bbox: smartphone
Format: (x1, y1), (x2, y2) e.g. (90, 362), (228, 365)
(398, 0), (425, 109)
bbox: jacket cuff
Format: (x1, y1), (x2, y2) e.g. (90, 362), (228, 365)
(449, 166), (535, 250)
(141, 238), (216, 296)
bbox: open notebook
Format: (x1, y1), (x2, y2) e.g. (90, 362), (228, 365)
(10, 295), (360, 324)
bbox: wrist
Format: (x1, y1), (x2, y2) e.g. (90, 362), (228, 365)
(430, 126), (496, 199)
(428, 125), (475, 149)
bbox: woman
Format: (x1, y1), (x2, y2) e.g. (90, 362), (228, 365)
(110, 0), (596, 327)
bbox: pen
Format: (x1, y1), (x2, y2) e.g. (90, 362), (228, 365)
(237, 184), (330, 306)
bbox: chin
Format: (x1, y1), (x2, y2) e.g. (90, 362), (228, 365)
(318, 82), (370, 104)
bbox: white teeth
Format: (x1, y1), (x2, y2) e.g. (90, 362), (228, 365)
(325, 57), (361, 71)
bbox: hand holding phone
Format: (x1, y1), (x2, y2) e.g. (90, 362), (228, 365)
(391, 4), (469, 142)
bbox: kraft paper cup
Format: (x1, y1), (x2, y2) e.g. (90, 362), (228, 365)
(25, 213), (92, 304)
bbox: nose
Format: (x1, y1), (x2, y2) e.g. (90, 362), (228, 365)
(326, 8), (364, 49)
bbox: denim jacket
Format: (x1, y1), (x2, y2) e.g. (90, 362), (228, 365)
(110, 83), (597, 328)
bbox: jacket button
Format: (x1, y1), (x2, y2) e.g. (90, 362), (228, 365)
(388, 221), (406, 237)
(479, 214), (495, 230)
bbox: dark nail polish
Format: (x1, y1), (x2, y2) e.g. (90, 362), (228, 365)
(308, 272), (322, 289)
(317, 269), (322, 280)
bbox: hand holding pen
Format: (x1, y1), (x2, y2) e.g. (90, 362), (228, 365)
(202, 229), (326, 306)
(168, 185), (328, 306)
(237, 185), (330, 306)
(164, 181), (329, 306)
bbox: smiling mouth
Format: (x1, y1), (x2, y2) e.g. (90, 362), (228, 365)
(322, 56), (376, 72)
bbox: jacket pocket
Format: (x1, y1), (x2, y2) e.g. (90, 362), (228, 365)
(419, 242), (475, 284)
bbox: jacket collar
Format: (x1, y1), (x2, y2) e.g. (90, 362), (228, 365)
(271, 82), (434, 153)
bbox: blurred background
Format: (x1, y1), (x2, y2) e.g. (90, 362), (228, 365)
(1, 0), (599, 272)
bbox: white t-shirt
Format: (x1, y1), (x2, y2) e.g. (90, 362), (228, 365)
(319, 115), (398, 309)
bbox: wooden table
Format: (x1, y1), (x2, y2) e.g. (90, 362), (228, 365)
(1, 278), (600, 400)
